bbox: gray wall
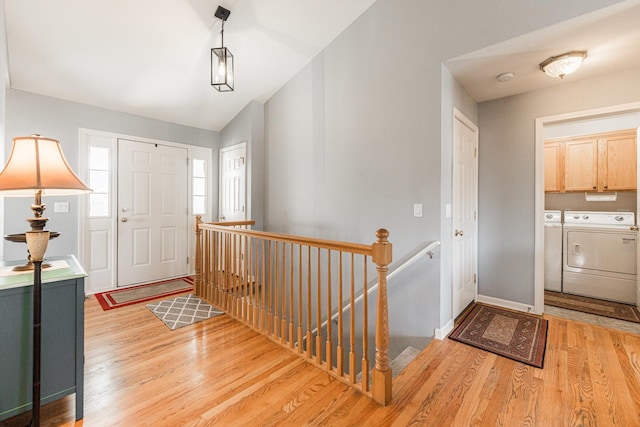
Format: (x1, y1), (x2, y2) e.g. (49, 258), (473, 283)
(478, 68), (640, 306)
(3, 89), (219, 261)
(220, 101), (265, 230)
(264, 0), (624, 336)
(0, 0), (8, 260)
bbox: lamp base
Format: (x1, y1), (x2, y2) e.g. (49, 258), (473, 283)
(4, 232), (59, 271)
(11, 261), (53, 272)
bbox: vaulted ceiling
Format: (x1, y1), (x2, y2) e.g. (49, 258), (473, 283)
(5, 1), (640, 132)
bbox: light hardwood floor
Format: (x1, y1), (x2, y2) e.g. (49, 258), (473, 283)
(5, 294), (640, 426)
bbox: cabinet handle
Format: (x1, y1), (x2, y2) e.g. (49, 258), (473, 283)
(604, 185), (608, 189)
(592, 186), (596, 189)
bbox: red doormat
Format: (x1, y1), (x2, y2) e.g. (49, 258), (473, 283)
(449, 303), (548, 368)
(95, 276), (194, 311)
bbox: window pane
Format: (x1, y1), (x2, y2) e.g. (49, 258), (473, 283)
(89, 194), (109, 217)
(193, 159), (205, 177)
(89, 147), (110, 170)
(90, 170), (109, 193)
(193, 196), (205, 215)
(193, 177), (205, 195)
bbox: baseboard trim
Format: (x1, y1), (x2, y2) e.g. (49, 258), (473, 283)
(434, 319), (454, 340)
(476, 294), (534, 314)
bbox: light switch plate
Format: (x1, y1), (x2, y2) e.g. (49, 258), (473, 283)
(413, 203), (423, 218)
(54, 202), (70, 213)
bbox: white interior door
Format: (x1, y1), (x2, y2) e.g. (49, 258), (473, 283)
(118, 139), (188, 287)
(219, 143), (247, 222)
(452, 111), (479, 318)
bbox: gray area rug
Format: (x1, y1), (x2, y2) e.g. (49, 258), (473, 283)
(147, 294), (224, 330)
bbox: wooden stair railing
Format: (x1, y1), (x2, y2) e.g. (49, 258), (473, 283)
(194, 216), (393, 405)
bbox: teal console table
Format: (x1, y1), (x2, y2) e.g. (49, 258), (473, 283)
(0, 255), (86, 421)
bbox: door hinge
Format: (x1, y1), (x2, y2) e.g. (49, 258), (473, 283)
(187, 257), (189, 265)
(474, 147), (477, 158)
(474, 211), (477, 221)
(473, 273), (477, 284)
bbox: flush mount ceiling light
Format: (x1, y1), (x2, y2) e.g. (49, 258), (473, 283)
(539, 50), (587, 79)
(211, 5), (234, 92)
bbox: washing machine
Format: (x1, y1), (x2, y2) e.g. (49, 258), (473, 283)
(544, 210), (562, 292)
(563, 211), (637, 304)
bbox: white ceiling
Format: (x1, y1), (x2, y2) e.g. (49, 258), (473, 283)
(5, 1), (640, 132)
(445, 1), (640, 103)
(4, 0), (376, 131)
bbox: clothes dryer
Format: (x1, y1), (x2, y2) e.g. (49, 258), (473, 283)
(563, 211), (637, 304)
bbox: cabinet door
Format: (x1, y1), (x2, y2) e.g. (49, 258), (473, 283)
(544, 143), (563, 192)
(564, 139), (598, 192)
(600, 131), (637, 191)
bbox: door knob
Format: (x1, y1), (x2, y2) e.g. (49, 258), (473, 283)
(121, 217), (128, 223)
(455, 229), (464, 237)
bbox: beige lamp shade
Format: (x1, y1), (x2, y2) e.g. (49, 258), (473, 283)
(0, 135), (91, 196)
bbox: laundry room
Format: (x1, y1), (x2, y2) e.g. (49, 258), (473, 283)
(544, 110), (640, 308)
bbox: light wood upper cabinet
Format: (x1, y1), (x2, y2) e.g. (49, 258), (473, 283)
(545, 129), (637, 193)
(564, 138), (598, 192)
(544, 142), (564, 193)
(600, 131), (637, 191)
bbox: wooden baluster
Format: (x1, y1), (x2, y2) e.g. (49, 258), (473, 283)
(281, 243), (287, 344)
(253, 239), (259, 328)
(214, 230), (220, 307)
(194, 216), (202, 297)
(274, 242), (280, 340)
(306, 246), (312, 359)
(228, 232), (233, 316)
(297, 245), (303, 353)
(234, 233), (239, 317)
(349, 253), (356, 384)
(362, 256), (369, 392)
(316, 248), (322, 365)
(242, 233), (247, 321)
(267, 241), (272, 336)
(372, 229), (392, 405)
(288, 243), (294, 348)
(260, 239), (266, 333)
(337, 251), (344, 377)
(246, 235), (251, 325)
(205, 229), (211, 302)
(326, 250), (332, 371)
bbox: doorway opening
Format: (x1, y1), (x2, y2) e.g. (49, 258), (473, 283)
(534, 102), (640, 314)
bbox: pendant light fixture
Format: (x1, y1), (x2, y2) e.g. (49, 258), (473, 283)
(211, 6), (234, 92)
(539, 51), (587, 79)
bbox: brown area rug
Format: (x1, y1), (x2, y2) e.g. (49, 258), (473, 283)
(545, 290), (640, 324)
(449, 304), (548, 368)
(95, 277), (193, 311)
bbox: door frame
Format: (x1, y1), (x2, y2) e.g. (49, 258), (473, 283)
(78, 128), (213, 294)
(534, 101), (640, 314)
(452, 108), (479, 318)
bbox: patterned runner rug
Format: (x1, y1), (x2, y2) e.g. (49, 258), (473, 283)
(449, 304), (548, 368)
(95, 277), (193, 310)
(545, 290), (640, 323)
(147, 294), (224, 330)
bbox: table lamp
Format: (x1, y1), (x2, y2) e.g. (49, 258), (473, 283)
(0, 134), (91, 426)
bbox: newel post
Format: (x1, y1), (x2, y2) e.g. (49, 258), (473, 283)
(371, 228), (392, 405)
(194, 215), (203, 297)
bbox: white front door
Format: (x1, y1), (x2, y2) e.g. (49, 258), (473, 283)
(219, 143), (247, 222)
(452, 110), (479, 318)
(117, 139), (188, 287)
